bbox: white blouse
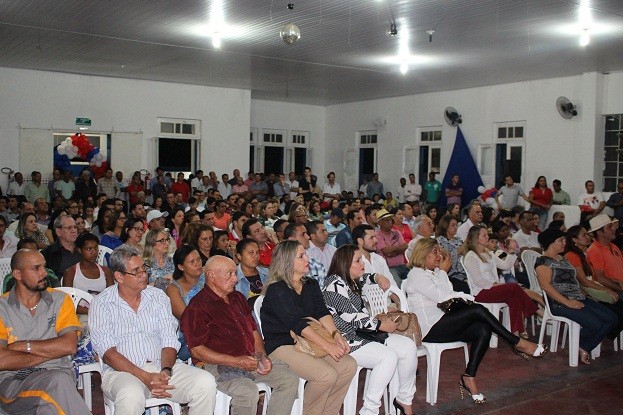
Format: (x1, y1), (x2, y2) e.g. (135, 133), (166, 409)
(462, 250), (517, 296)
(402, 267), (454, 338)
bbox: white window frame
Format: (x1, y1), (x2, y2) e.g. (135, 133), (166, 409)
(156, 117), (201, 175)
(417, 126), (443, 175)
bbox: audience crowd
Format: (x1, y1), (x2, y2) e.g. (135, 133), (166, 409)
(2, 165), (623, 414)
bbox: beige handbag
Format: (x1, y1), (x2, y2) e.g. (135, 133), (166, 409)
(290, 317), (337, 358)
(377, 311), (422, 346)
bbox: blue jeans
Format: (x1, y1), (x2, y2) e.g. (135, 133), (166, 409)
(550, 298), (618, 352)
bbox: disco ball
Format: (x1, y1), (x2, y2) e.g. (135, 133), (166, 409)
(280, 23), (300, 45)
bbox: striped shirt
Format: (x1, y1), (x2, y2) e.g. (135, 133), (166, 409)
(89, 285), (180, 373)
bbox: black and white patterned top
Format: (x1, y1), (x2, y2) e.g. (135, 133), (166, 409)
(322, 273), (381, 352)
(535, 256), (585, 305)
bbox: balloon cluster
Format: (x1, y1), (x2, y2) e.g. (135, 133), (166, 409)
(54, 133), (108, 177)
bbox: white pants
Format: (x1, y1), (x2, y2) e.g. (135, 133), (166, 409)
(350, 334), (418, 415)
(102, 361), (217, 415)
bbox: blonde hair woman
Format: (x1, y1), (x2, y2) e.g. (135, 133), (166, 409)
(261, 240), (357, 415)
(403, 238), (545, 404)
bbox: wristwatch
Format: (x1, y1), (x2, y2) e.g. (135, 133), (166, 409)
(26, 341), (31, 353)
(161, 366), (173, 376)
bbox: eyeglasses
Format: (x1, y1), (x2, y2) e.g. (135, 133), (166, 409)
(132, 226), (145, 232)
(156, 237), (171, 244)
(59, 225), (78, 230)
(123, 265), (148, 277)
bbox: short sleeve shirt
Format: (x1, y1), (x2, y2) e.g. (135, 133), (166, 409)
(586, 240), (623, 282)
(0, 288), (81, 382)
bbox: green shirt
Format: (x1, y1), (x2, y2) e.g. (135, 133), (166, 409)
(424, 180), (442, 203)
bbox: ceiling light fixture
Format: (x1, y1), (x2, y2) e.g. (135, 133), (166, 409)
(578, 0), (592, 47)
(280, 23), (301, 45)
(400, 62), (408, 75)
(579, 29), (590, 46)
(212, 33), (222, 49)
(387, 23), (398, 37)
(427, 30), (435, 43)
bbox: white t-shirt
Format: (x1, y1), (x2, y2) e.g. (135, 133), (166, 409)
(578, 192), (605, 210)
(512, 230), (540, 249)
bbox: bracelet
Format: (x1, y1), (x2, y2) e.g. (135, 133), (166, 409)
(161, 366), (173, 376)
(26, 341), (31, 353)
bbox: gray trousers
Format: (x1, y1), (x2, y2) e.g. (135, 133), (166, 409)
(0, 368), (91, 415)
(204, 358), (299, 415)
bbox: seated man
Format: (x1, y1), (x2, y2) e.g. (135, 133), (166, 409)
(181, 256), (298, 415)
(587, 214), (623, 292)
(89, 245), (216, 415)
(0, 249), (90, 415)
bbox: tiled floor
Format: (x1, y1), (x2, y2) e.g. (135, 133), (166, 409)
(89, 337), (623, 414)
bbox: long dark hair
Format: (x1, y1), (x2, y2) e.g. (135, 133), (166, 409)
(327, 244), (361, 295)
(564, 225), (592, 277)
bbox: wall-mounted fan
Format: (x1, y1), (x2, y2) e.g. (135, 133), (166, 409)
(556, 96), (578, 119)
(444, 107), (462, 126)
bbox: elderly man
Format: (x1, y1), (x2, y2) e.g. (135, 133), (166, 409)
(284, 223), (327, 287)
(41, 215), (81, 277)
(0, 249), (90, 415)
(305, 220), (336, 271)
(375, 209), (408, 285)
(89, 245), (216, 414)
(405, 214), (435, 260)
(586, 214), (623, 292)
(456, 202), (483, 241)
(181, 256), (298, 415)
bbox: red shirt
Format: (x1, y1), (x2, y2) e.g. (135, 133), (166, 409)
(127, 183), (144, 205)
(259, 242), (275, 267)
(530, 187), (553, 208)
(171, 181), (191, 202)
(393, 223), (413, 244)
(180, 285), (257, 366)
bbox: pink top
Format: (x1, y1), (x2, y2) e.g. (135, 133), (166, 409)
(375, 229), (406, 267)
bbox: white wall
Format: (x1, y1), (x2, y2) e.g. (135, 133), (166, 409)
(325, 71), (620, 202)
(250, 99), (326, 176)
(0, 67), (251, 181)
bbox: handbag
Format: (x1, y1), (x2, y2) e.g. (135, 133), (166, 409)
(290, 317), (337, 358)
(376, 311), (423, 346)
(355, 327), (389, 343)
(437, 297), (474, 314)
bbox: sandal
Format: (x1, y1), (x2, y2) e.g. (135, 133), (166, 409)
(531, 344), (547, 359)
(459, 374), (486, 404)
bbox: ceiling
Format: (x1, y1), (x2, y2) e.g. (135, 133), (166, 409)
(1, 0), (622, 106)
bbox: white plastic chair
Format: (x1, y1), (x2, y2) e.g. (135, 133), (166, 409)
(214, 382), (272, 415)
(362, 284), (463, 408)
(54, 287), (101, 410)
(97, 245), (113, 266)
(460, 257), (511, 348)
(521, 250), (541, 292)
(254, 295), (305, 415)
(538, 293), (581, 367)
(0, 257), (11, 292)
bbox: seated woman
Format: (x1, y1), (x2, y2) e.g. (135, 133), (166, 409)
(63, 232), (114, 323)
(143, 229), (175, 289)
(308, 200), (324, 222)
(435, 215), (469, 294)
(211, 230), (234, 259)
(235, 238), (268, 299)
(168, 207), (185, 248)
(99, 210), (126, 250)
(187, 223), (214, 266)
(392, 206), (415, 245)
(119, 217), (145, 256)
(425, 205), (438, 226)
(15, 212), (53, 248)
(72, 214), (88, 236)
(259, 199), (280, 228)
(460, 225), (539, 337)
(403, 238), (546, 404)
(0, 215), (19, 259)
(166, 244), (206, 361)
(536, 228), (618, 364)
(90, 207), (111, 238)
(323, 244), (417, 415)
(261, 240), (357, 415)
(564, 225), (623, 343)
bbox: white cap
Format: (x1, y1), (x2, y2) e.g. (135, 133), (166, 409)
(146, 210), (168, 223)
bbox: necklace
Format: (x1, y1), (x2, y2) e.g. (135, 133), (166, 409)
(28, 301), (40, 311)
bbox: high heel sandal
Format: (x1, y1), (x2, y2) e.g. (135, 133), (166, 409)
(531, 344), (547, 359)
(459, 374), (486, 404)
(392, 398), (413, 415)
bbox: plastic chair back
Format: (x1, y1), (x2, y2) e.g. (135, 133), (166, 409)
(97, 245), (113, 266)
(55, 286), (94, 309)
(0, 258), (11, 292)
(521, 249), (541, 292)
(254, 295), (264, 336)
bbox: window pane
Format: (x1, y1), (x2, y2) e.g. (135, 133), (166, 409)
(421, 132), (428, 141)
(604, 178), (617, 192)
(498, 127), (507, 139)
(159, 138), (191, 171)
(604, 162), (617, 176)
(605, 147), (619, 162)
(515, 127), (524, 137)
(605, 115), (620, 131)
(605, 131), (620, 146)
(264, 134), (271, 143)
(431, 148), (441, 171)
(161, 122), (174, 134)
(371, 135), (377, 144)
(250, 131), (254, 142)
(433, 131), (442, 141)
(480, 146), (492, 175)
(276, 134), (283, 143)
(508, 128), (514, 138)
(175, 124), (181, 134)
(181, 124), (194, 135)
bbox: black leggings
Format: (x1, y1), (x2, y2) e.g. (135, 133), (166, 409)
(423, 304), (520, 376)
